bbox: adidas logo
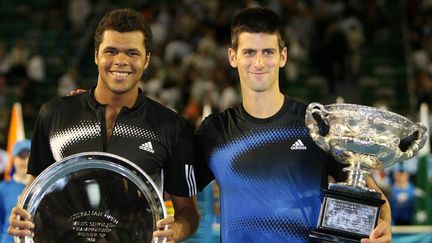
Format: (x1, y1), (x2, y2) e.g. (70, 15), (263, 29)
(290, 139), (307, 150)
(139, 141), (154, 153)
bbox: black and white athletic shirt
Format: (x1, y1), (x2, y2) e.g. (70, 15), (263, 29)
(28, 87), (197, 197)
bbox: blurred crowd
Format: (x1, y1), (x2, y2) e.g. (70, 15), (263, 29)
(407, 0), (432, 110)
(0, 0), (398, 142)
(0, 0), (431, 226)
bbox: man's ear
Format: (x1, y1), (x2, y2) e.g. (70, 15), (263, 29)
(279, 46), (287, 67)
(228, 48), (237, 68)
(94, 49), (98, 65)
(144, 53), (151, 69)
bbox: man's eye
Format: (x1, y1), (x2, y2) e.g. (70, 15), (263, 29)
(263, 50), (275, 55)
(244, 50), (255, 55)
(127, 51), (138, 56)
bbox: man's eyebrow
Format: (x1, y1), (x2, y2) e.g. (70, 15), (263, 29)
(103, 46), (142, 53)
(102, 46), (117, 50)
(240, 48), (277, 51)
(125, 48), (142, 52)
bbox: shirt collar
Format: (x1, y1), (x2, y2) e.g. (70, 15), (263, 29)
(86, 85), (144, 111)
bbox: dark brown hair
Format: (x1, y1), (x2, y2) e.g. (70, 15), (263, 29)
(231, 7), (286, 52)
(94, 8), (152, 55)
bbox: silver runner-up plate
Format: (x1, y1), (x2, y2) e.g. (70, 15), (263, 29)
(17, 152), (166, 243)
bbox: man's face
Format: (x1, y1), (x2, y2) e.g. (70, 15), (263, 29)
(95, 30), (150, 95)
(13, 150), (29, 175)
(228, 32), (287, 95)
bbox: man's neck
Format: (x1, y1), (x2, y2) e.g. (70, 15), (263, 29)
(242, 91), (284, 119)
(94, 86), (138, 110)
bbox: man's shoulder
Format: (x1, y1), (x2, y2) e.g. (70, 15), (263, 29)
(142, 96), (176, 114)
(142, 96), (191, 126)
(202, 107), (238, 126)
(0, 179), (17, 189)
(40, 93), (87, 115)
(284, 96), (308, 117)
(0, 180), (5, 189)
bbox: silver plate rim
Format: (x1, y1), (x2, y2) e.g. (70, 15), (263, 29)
(17, 151), (167, 243)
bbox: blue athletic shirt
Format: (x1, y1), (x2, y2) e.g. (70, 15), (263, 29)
(0, 179), (26, 243)
(195, 96), (344, 242)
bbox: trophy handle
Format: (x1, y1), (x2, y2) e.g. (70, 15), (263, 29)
(398, 122), (429, 161)
(305, 102), (330, 151)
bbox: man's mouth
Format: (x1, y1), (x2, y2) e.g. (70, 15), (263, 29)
(250, 71), (267, 75)
(110, 71), (131, 78)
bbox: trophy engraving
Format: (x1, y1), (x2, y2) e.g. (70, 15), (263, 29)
(305, 102), (428, 242)
(322, 198), (377, 236)
(68, 211), (119, 242)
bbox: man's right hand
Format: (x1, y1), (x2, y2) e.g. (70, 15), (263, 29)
(69, 89), (87, 96)
(8, 206), (34, 237)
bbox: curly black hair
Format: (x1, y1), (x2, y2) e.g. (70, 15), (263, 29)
(94, 8), (152, 55)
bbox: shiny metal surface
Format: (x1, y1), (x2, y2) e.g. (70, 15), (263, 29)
(305, 102), (428, 189)
(18, 152), (166, 243)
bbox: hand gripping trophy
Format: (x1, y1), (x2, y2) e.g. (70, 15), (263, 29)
(305, 102), (428, 242)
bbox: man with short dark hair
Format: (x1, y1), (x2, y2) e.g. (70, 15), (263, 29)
(195, 7), (391, 242)
(8, 8), (199, 242)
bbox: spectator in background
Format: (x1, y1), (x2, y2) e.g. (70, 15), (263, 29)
(182, 28), (218, 78)
(318, 17), (349, 94)
(8, 38), (30, 78)
(411, 69), (432, 109)
(26, 51), (45, 83)
(372, 168), (392, 201)
(218, 79), (240, 112)
(164, 35), (192, 66)
(341, 11), (364, 84)
(0, 75), (12, 145)
(67, 0), (92, 35)
(26, 47), (46, 83)
(18, 76), (37, 126)
(0, 41), (11, 75)
(149, 4), (170, 48)
(0, 74), (9, 108)
(0, 148), (7, 181)
(390, 167), (416, 225)
(283, 2), (311, 82)
(57, 67), (78, 97)
(0, 140), (31, 243)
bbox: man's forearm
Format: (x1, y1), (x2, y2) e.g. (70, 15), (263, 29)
(379, 193), (391, 223)
(173, 213), (199, 241)
(366, 176), (391, 223)
(171, 196), (200, 241)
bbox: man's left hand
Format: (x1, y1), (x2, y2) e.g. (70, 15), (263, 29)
(69, 89), (87, 96)
(153, 216), (177, 243)
(361, 220), (391, 243)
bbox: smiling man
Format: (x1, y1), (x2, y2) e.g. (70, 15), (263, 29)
(195, 7), (391, 243)
(8, 8), (199, 242)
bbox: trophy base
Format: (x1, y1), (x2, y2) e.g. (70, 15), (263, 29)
(309, 183), (385, 243)
(309, 230), (360, 243)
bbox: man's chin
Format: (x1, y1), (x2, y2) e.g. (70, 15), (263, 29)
(112, 89), (131, 95)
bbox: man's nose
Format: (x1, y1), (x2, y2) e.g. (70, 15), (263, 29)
(113, 52), (128, 65)
(253, 53), (264, 67)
